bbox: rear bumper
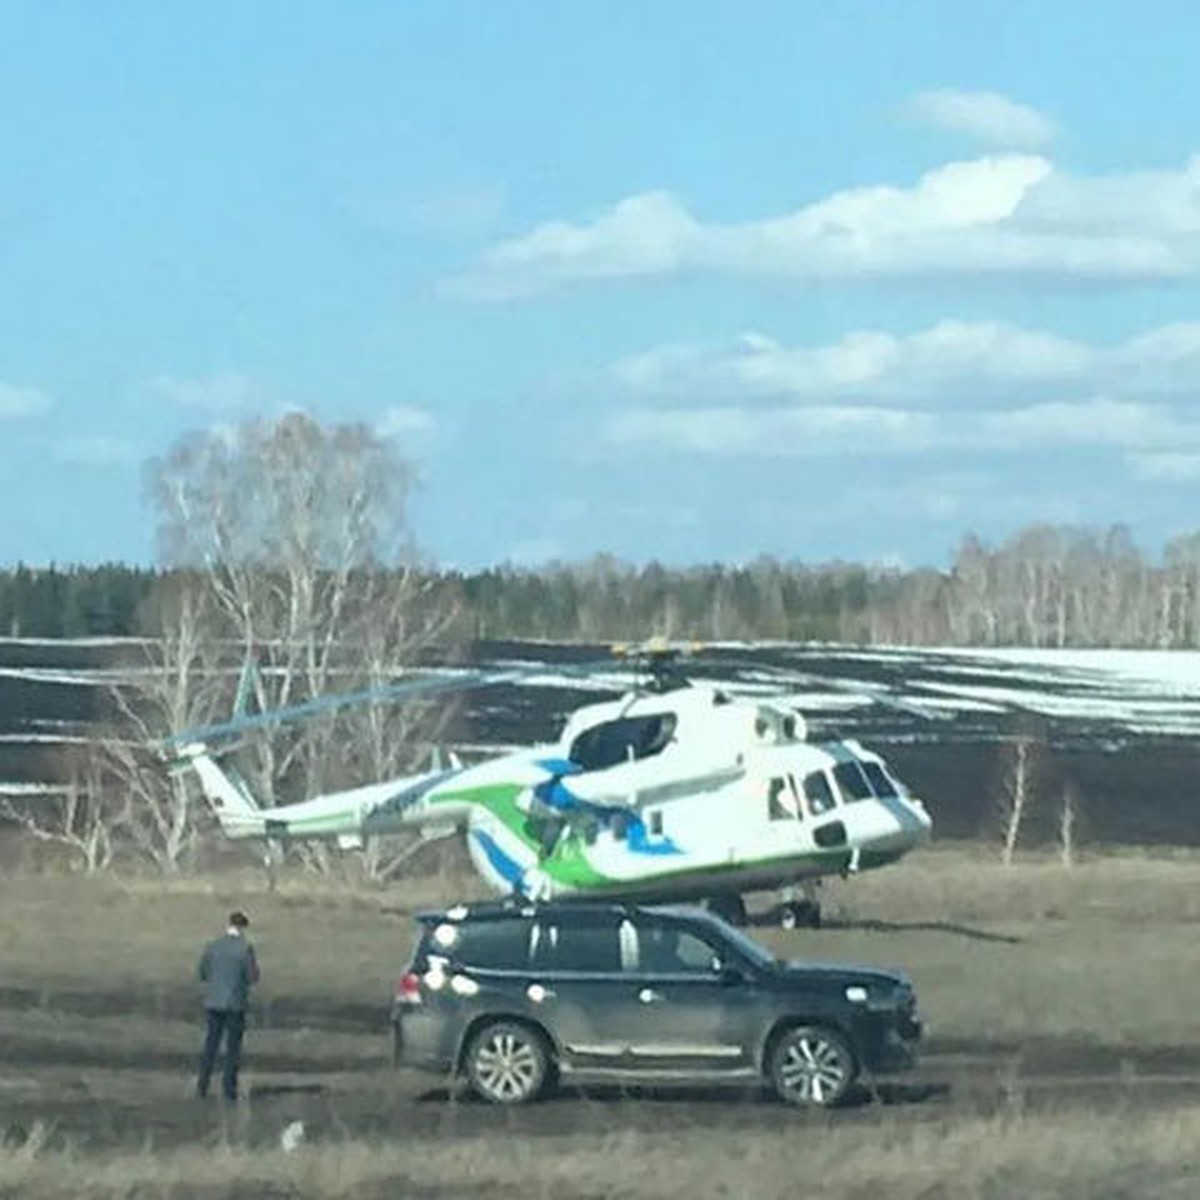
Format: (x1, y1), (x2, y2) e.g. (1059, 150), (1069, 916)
(391, 1006), (457, 1074)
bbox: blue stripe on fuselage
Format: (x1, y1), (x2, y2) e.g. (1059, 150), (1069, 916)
(470, 828), (525, 888)
(535, 761), (682, 856)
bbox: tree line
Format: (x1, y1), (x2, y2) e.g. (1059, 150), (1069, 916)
(3, 524), (1199, 649)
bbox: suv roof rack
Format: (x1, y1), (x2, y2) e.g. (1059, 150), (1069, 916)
(414, 897), (692, 924)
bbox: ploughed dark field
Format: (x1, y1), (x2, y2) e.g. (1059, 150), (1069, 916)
(3, 636), (1196, 847)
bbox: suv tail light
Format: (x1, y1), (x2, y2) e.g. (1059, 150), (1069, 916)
(395, 970), (422, 1006)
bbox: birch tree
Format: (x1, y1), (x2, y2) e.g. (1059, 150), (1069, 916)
(991, 732), (1049, 865)
(146, 413), (462, 871)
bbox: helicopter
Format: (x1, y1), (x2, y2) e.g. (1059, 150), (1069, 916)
(166, 640), (935, 928)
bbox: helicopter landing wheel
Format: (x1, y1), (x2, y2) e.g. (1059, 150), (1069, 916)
(706, 894), (748, 927)
(780, 900), (821, 930)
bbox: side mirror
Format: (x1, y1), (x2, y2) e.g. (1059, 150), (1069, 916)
(716, 962), (747, 986)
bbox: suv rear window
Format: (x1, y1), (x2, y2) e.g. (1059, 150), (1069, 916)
(428, 918), (533, 970)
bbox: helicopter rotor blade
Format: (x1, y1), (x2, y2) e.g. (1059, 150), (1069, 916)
(700, 656), (954, 722)
(159, 653), (622, 753)
(777, 670), (953, 721)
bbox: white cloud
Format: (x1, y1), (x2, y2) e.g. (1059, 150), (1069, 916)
(149, 373), (258, 411)
(613, 320), (1200, 409)
(1128, 451), (1200, 482)
(607, 405), (938, 456)
(448, 153), (1200, 299)
(444, 190), (699, 300)
(978, 398), (1185, 448)
(906, 89), (1056, 149)
(376, 405), (436, 440)
(0, 384), (52, 419)
(54, 435), (140, 465)
(606, 395), (1200, 460)
(614, 320), (1099, 404)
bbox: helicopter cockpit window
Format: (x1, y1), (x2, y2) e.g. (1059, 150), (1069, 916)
(861, 760), (899, 798)
(832, 760), (873, 804)
(767, 776), (800, 821)
(802, 770), (838, 816)
(569, 714), (677, 771)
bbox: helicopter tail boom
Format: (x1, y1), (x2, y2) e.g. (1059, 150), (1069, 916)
(176, 745), (268, 838)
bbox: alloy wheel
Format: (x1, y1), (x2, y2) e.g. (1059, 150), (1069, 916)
(468, 1023), (547, 1104)
(771, 1026), (855, 1107)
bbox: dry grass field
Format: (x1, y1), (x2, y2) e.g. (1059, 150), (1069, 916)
(1, 843), (1198, 1198)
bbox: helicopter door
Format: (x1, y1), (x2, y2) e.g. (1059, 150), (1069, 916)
(734, 775), (804, 867)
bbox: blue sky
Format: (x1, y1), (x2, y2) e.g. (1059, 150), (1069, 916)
(2, 0), (1199, 570)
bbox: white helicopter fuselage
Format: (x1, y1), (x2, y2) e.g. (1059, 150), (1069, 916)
(186, 682), (931, 904)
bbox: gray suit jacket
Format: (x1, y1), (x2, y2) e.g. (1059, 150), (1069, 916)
(198, 933), (260, 1012)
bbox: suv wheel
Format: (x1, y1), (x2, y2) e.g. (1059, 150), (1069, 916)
(465, 1021), (549, 1104)
(769, 1025), (856, 1107)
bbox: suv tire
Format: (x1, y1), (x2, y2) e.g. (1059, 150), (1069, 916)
(465, 1021), (549, 1104)
(769, 1024), (856, 1108)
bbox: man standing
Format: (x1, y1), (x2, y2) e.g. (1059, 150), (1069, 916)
(196, 910), (260, 1102)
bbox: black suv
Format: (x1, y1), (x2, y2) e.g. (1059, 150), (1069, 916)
(392, 900), (921, 1107)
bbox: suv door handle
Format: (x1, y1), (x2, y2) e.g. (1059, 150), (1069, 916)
(638, 987), (663, 1004)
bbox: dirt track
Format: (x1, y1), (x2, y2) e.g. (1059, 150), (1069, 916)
(3, 983), (1198, 1153)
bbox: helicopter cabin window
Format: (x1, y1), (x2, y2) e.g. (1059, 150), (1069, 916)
(767, 776), (800, 821)
(861, 760), (899, 798)
(568, 713), (677, 771)
(802, 770), (838, 816)
(832, 760), (873, 804)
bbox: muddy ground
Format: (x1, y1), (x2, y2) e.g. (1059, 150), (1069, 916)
(2, 966), (1198, 1156)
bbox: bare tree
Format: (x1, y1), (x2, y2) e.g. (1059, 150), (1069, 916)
(1058, 782), (1080, 868)
(0, 752), (118, 873)
(146, 413), (462, 874)
(991, 734), (1047, 866)
(91, 576), (227, 873)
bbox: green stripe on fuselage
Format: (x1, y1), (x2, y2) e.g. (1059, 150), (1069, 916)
(427, 783), (541, 850)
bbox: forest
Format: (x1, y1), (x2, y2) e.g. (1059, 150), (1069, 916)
(2, 521), (1198, 649)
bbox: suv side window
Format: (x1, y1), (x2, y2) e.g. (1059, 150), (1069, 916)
(532, 921), (624, 973)
(636, 921), (724, 975)
(433, 918), (533, 970)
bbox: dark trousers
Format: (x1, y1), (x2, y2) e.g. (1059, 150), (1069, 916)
(197, 1008), (246, 1100)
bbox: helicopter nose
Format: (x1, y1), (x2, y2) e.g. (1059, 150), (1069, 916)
(908, 796), (933, 837)
(867, 794), (932, 855)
